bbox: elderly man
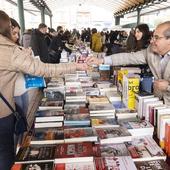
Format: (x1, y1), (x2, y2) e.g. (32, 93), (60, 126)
(87, 21), (170, 105)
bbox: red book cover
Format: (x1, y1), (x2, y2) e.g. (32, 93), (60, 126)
(165, 123), (170, 153)
(55, 142), (94, 158)
(167, 124), (170, 156)
(149, 106), (155, 125)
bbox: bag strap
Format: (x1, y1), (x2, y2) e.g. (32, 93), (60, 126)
(0, 92), (15, 113)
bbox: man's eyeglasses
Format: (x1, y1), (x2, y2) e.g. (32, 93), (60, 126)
(151, 35), (167, 41)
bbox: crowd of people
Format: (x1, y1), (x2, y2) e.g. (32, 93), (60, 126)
(1, 8), (170, 170)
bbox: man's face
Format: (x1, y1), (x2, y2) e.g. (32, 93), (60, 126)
(150, 25), (170, 55)
(40, 27), (47, 34)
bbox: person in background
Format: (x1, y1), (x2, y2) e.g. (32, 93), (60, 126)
(134, 24), (151, 51)
(10, 18), (20, 45)
(21, 29), (32, 48)
(91, 28), (103, 52)
(29, 23), (49, 63)
(0, 10), (87, 170)
(86, 21), (170, 106)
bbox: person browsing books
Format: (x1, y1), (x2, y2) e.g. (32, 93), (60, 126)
(0, 10), (87, 170)
(86, 21), (170, 106)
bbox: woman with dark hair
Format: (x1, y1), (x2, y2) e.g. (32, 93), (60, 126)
(0, 10), (87, 170)
(10, 18), (21, 45)
(134, 23), (151, 51)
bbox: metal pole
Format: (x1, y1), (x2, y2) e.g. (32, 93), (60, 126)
(137, 7), (141, 25)
(50, 15), (52, 28)
(41, 6), (45, 23)
(17, 0), (25, 34)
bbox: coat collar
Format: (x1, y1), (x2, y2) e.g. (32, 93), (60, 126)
(0, 34), (15, 46)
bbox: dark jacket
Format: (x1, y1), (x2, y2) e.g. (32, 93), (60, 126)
(30, 29), (49, 63)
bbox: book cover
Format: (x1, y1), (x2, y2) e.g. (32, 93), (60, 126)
(94, 143), (130, 157)
(89, 103), (115, 113)
(15, 145), (56, 163)
(120, 120), (154, 137)
(55, 142), (94, 159)
(12, 162), (54, 170)
(64, 127), (97, 143)
(87, 96), (109, 104)
(31, 128), (64, 145)
(125, 136), (166, 161)
(35, 110), (64, 122)
(95, 156), (137, 170)
(135, 159), (170, 170)
(55, 161), (95, 170)
(64, 114), (90, 126)
(39, 100), (63, 110)
(123, 74), (140, 109)
(91, 118), (119, 128)
(96, 127), (132, 144)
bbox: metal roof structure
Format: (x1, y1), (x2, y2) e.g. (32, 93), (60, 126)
(6, 0), (170, 17)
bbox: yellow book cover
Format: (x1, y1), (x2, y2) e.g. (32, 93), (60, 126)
(123, 75), (140, 109)
(117, 70), (128, 85)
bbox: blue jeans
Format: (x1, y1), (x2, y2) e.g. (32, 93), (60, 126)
(0, 114), (15, 170)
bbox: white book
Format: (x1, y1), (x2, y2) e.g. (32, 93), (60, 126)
(142, 97), (159, 118)
(159, 115), (170, 149)
(157, 107), (170, 138)
(144, 101), (163, 122)
(35, 122), (63, 128)
(126, 136), (166, 162)
(135, 93), (154, 118)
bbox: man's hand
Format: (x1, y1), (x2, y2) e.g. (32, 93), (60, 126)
(86, 56), (103, 66)
(153, 79), (169, 92)
(76, 63), (88, 71)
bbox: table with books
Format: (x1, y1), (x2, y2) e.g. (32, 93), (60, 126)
(11, 48), (170, 170)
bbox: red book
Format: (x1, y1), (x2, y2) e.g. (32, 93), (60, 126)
(55, 142), (94, 161)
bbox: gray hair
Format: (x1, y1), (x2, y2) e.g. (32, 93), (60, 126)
(158, 21), (170, 39)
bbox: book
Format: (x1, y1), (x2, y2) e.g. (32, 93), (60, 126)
(94, 143), (130, 157)
(15, 145), (56, 163)
(54, 161), (95, 170)
(135, 92), (154, 118)
(119, 120), (154, 137)
(35, 121), (63, 128)
(96, 127), (132, 144)
(35, 110), (64, 122)
(135, 159), (170, 170)
(39, 100), (63, 110)
(159, 115), (170, 149)
(44, 88), (65, 101)
(87, 96), (109, 104)
(125, 136), (166, 162)
(64, 114), (90, 127)
(122, 74), (140, 109)
(89, 103), (115, 114)
(115, 108), (137, 119)
(64, 127), (97, 143)
(95, 156), (137, 170)
(12, 162), (54, 170)
(54, 142), (94, 163)
(91, 118), (119, 128)
(31, 128), (64, 145)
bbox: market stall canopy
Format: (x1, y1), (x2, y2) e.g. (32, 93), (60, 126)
(6, 0), (170, 17)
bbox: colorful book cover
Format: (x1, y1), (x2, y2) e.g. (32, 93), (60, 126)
(135, 159), (170, 170)
(95, 156), (137, 170)
(15, 145), (56, 163)
(94, 143), (130, 157)
(55, 142), (94, 159)
(64, 128), (97, 143)
(31, 128), (64, 144)
(35, 110), (64, 122)
(12, 162), (54, 170)
(55, 161), (95, 170)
